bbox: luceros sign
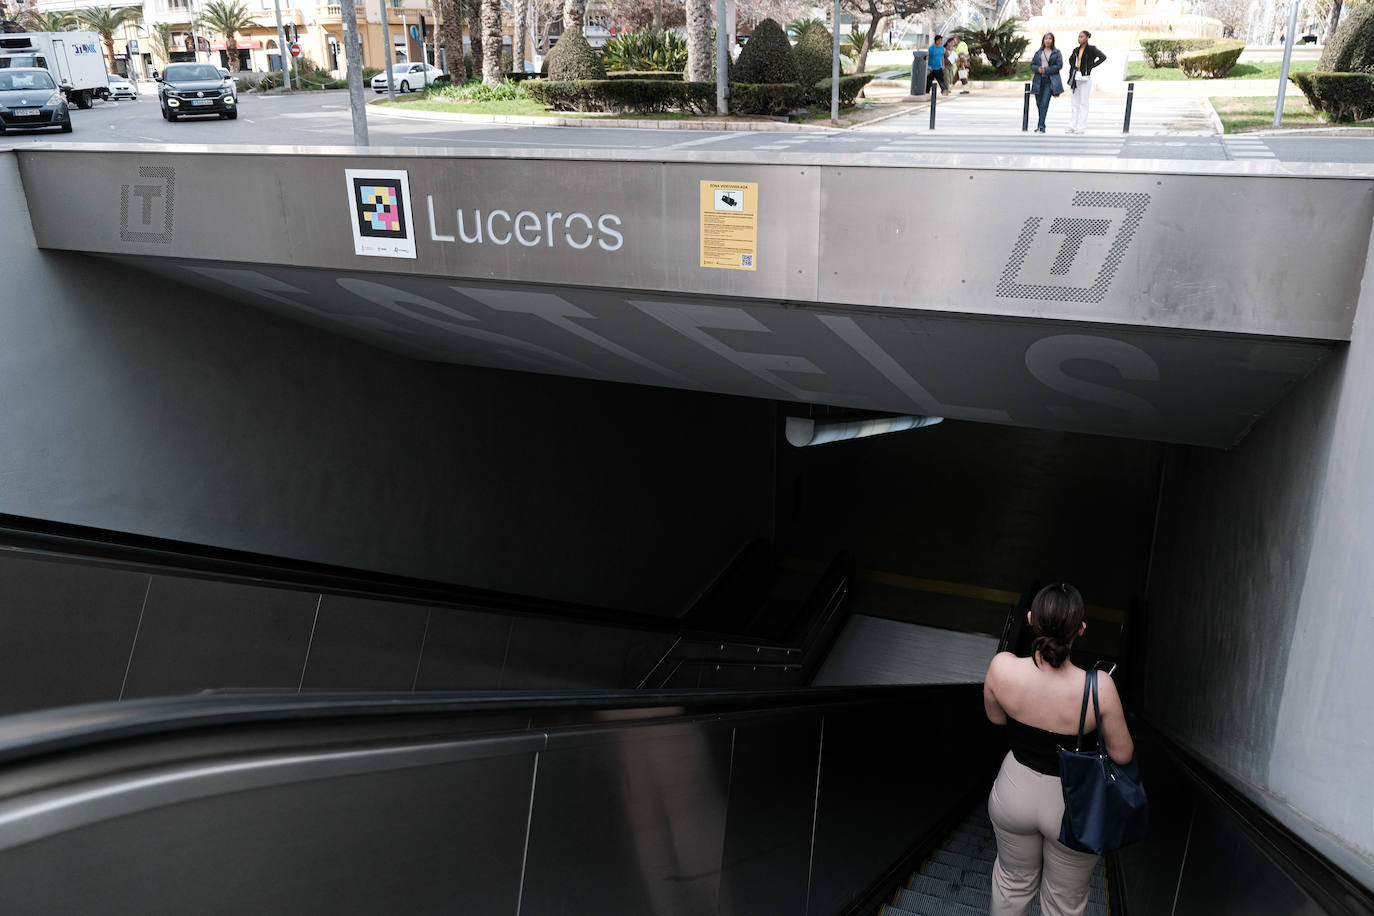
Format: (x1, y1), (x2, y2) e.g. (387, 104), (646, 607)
(426, 196), (624, 252)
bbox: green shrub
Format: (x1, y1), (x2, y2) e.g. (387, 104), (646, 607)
(1178, 39), (1245, 78)
(546, 28), (606, 80)
(605, 70), (684, 80)
(734, 18), (799, 84)
(813, 73), (872, 108)
(793, 22), (833, 103)
(525, 78), (714, 112)
(428, 78), (529, 102)
(728, 81), (803, 114)
(603, 29), (689, 71)
(362, 67), (382, 81)
(1291, 71), (1374, 120)
(964, 19), (1029, 76)
(1139, 37), (1214, 68)
(1319, 4), (1374, 74)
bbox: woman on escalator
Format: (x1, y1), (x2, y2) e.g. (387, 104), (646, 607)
(981, 583), (1135, 916)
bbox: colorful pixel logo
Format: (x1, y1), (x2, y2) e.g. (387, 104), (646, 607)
(345, 168), (417, 259)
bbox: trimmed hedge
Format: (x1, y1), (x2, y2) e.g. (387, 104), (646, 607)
(814, 73), (873, 107)
(1319, 4), (1374, 74)
(1291, 71), (1374, 121)
(1178, 39), (1245, 78)
(1140, 37), (1214, 68)
(606, 70), (684, 80)
(546, 28), (607, 80)
(729, 81), (803, 115)
(525, 78), (714, 112)
(794, 24), (833, 103)
(734, 18), (799, 84)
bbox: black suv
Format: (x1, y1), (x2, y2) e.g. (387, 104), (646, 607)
(158, 63), (237, 121)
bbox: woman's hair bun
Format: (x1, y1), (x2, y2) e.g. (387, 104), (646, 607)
(1029, 582), (1084, 668)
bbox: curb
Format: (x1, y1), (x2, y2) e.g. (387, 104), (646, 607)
(367, 103), (839, 132)
(1201, 97), (1226, 135)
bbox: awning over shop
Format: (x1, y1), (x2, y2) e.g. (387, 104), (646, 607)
(210, 41), (264, 50)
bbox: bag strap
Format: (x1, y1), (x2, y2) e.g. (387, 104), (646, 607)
(1076, 668), (1092, 751)
(1089, 668), (1102, 753)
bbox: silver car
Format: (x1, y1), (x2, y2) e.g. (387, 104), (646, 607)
(371, 62), (444, 93)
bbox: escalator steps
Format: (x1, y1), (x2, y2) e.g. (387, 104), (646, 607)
(882, 807), (1109, 916)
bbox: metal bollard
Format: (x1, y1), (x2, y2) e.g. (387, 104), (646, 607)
(1023, 82), (1031, 131)
(930, 83), (937, 129)
(1123, 82), (1135, 134)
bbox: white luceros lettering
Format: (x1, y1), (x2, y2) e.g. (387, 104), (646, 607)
(427, 196), (624, 251)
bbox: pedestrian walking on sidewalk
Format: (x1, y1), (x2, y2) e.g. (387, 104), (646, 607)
(1030, 33), (1063, 133)
(943, 37), (959, 91)
(1067, 31), (1106, 133)
(926, 35), (950, 95)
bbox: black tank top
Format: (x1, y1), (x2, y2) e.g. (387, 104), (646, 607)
(1005, 715), (1098, 777)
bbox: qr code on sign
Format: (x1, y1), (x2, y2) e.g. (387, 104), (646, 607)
(741, 254), (754, 267)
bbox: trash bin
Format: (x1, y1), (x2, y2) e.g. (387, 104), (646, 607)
(910, 49), (928, 96)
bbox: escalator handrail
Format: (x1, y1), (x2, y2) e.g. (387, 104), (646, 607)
(0, 513), (819, 654)
(0, 683), (958, 770)
(1139, 718), (1374, 914)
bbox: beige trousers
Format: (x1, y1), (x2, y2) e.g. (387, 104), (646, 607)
(987, 751), (1100, 916)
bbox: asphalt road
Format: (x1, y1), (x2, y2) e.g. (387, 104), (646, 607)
(5, 85), (1373, 165)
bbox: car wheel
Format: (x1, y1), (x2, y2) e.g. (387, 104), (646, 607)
(399, 80), (410, 93)
(75, 90), (93, 110)
(162, 106), (176, 121)
(61, 122), (72, 133)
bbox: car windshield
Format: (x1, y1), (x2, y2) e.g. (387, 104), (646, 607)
(0, 71), (55, 91)
(108, 75), (125, 84)
(164, 64), (222, 81)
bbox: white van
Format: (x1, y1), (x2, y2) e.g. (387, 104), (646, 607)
(0, 32), (109, 109)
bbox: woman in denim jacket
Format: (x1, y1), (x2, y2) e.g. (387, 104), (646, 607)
(1030, 33), (1063, 133)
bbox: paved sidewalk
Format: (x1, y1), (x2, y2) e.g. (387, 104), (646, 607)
(863, 93), (1215, 136)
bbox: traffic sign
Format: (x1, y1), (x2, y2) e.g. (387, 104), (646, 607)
(289, 42), (302, 57)
(409, 24), (419, 40)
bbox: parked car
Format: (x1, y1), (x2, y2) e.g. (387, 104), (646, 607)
(371, 62), (444, 93)
(0, 67), (72, 133)
(157, 62), (237, 121)
(106, 73), (137, 100)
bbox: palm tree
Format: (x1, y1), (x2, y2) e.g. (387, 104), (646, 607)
(76, 6), (139, 74)
(200, 0), (258, 72)
(512, 0), (527, 73)
(787, 17), (827, 39)
(440, 0), (465, 76)
(481, 0), (501, 83)
(21, 10), (75, 31)
(467, 0), (482, 78)
(150, 22), (175, 69)
(685, 0), (709, 81)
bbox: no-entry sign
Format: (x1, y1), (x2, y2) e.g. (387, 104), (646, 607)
(289, 42), (302, 57)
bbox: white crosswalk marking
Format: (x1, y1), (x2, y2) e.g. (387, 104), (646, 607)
(1223, 138), (1277, 159)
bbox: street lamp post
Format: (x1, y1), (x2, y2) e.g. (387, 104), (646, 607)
(1273, 0), (1300, 128)
(273, 0), (291, 90)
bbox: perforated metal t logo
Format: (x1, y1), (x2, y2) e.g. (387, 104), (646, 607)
(996, 191), (1149, 304)
(119, 166), (175, 243)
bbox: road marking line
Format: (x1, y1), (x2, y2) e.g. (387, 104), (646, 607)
(667, 132), (736, 149)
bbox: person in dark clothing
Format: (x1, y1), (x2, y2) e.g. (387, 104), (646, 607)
(926, 34), (949, 95)
(1029, 32), (1062, 133)
(1066, 30), (1107, 133)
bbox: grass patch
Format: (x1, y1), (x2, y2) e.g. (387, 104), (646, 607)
(1127, 59), (1316, 80)
(373, 96), (551, 116)
(1210, 94), (1324, 132)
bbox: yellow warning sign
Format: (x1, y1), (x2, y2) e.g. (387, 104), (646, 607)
(700, 180), (758, 271)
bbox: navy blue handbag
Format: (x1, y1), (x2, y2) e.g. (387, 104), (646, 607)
(1057, 668), (1149, 855)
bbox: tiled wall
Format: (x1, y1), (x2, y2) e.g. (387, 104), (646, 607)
(0, 551), (678, 717)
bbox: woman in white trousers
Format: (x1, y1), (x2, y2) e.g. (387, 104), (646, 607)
(1067, 31), (1107, 134)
